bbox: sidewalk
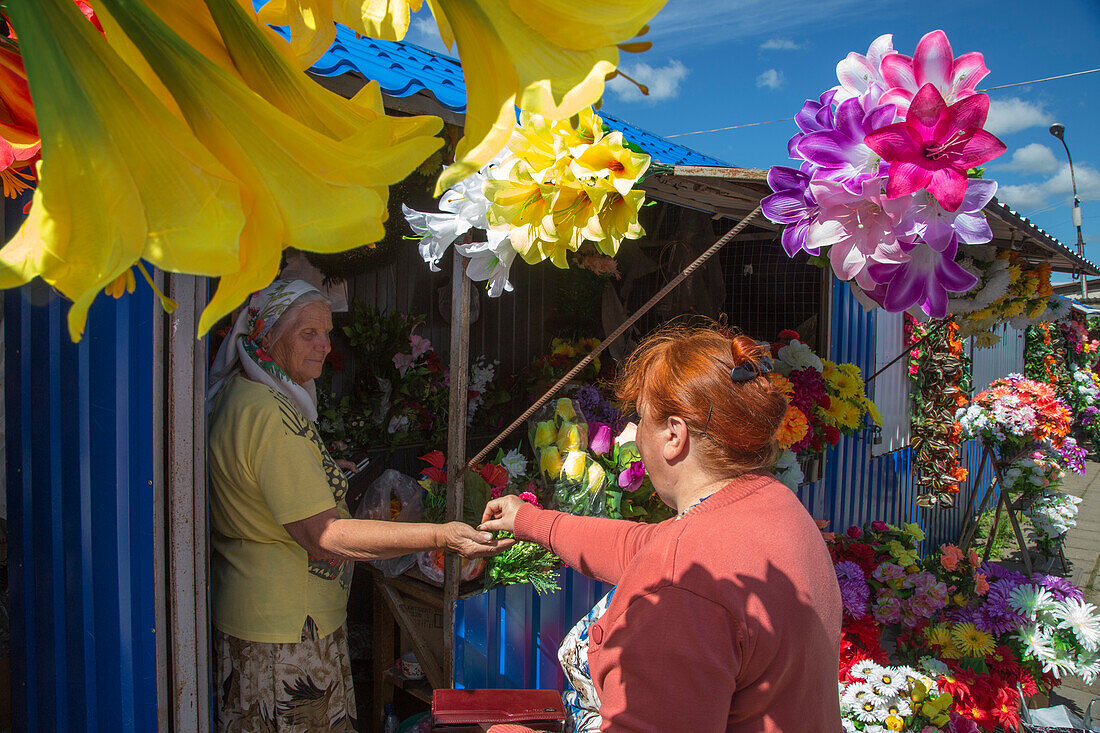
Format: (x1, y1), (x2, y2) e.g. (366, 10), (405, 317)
(1048, 454), (1100, 715)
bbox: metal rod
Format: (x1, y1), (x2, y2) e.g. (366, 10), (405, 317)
(463, 206), (763, 472)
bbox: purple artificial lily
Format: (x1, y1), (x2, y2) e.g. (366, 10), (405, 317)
(761, 166), (821, 257)
(795, 96), (897, 194)
(787, 89), (837, 160)
(589, 422), (612, 455)
(864, 84), (1006, 212)
(618, 461), (646, 491)
(898, 178), (998, 252)
(879, 30), (990, 116)
(866, 238), (979, 317)
(806, 178), (910, 287)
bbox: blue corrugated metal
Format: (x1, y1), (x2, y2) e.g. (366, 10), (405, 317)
(288, 16), (727, 167)
(5, 273), (159, 731)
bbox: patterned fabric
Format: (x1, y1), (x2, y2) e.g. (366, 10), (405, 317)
(215, 617), (358, 733)
(209, 279), (323, 421)
(558, 588), (616, 733)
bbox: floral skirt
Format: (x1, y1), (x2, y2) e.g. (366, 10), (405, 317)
(559, 588), (616, 733)
(214, 617), (358, 733)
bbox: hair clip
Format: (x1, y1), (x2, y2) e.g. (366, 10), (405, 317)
(730, 355), (773, 382)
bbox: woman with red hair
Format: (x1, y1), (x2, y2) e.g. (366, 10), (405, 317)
(481, 325), (842, 732)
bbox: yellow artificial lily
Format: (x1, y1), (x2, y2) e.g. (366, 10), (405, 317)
(484, 160), (554, 230)
(256, 0), (666, 193)
(570, 131), (650, 195)
(96, 0), (442, 334)
(561, 450), (587, 482)
(588, 186), (645, 256)
(0, 0), (245, 340)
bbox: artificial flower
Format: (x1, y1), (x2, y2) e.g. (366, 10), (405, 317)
(794, 96), (896, 194)
(0, 42), (40, 198)
(561, 450), (587, 482)
(0, 0), (245, 340)
(761, 166), (821, 257)
(866, 239), (979, 318)
(832, 33), (896, 104)
(897, 179), (998, 252)
(879, 30), (990, 116)
(618, 461), (646, 491)
(864, 83), (1006, 212)
(259, 0), (665, 193)
(589, 422), (613, 455)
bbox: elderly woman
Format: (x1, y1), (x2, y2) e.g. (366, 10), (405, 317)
(481, 326), (843, 733)
(207, 279), (506, 732)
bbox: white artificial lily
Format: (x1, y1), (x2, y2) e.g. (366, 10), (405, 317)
(832, 34), (897, 104)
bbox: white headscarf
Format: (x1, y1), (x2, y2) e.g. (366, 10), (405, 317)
(207, 279), (327, 421)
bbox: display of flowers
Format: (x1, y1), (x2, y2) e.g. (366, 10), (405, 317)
(1001, 451), (1066, 499)
(530, 398), (609, 517)
(906, 316), (970, 505)
(956, 375), (1084, 474)
(1009, 584), (1100, 684)
(839, 660), (955, 732)
(947, 247), (1054, 347)
(404, 108), (651, 295)
(770, 332), (882, 468)
(1024, 322), (1067, 389)
(825, 521), (1100, 731)
(763, 31), (1008, 318)
(1059, 318), (1099, 366)
(1067, 365), (1100, 450)
(1024, 493), (1083, 558)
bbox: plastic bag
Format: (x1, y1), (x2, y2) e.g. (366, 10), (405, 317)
(354, 469), (424, 577)
(529, 398), (606, 517)
(416, 549), (485, 584)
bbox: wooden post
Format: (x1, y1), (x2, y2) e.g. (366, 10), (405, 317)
(989, 458), (1034, 575)
(958, 444), (993, 551)
(443, 249), (472, 688)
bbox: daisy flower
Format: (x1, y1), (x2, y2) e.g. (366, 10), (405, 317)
(855, 699), (884, 723)
(871, 667), (905, 697)
(852, 660), (881, 681)
(951, 622), (996, 657)
(1078, 655), (1100, 685)
(1017, 623), (1055, 662)
(841, 682), (878, 710)
(1055, 598), (1100, 651)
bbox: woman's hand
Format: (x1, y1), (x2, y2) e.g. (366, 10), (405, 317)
(334, 458), (358, 473)
(441, 522), (515, 558)
(478, 495), (525, 535)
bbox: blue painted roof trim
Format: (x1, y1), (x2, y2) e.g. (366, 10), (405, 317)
(304, 26), (726, 166)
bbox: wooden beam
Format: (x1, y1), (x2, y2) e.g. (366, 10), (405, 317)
(442, 249), (472, 687)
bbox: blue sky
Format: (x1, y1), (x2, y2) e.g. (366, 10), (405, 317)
(407, 0), (1100, 277)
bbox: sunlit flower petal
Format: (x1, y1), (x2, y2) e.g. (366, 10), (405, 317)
(0, 0), (245, 340)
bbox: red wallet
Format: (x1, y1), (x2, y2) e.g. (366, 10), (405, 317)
(431, 688), (566, 732)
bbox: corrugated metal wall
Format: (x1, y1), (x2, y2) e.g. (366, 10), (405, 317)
(972, 323), (1027, 391)
(4, 283), (160, 732)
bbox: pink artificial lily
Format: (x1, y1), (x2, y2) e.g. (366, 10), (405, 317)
(832, 33), (897, 105)
(864, 84), (1006, 212)
(879, 30), (989, 116)
(806, 178), (910, 288)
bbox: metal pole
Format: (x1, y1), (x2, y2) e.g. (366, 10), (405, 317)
(1053, 130), (1087, 300)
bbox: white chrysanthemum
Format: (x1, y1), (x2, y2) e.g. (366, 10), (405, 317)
(775, 339), (823, 375)
(871, 667), (905, 697)
(841, 718), (859, 733)
(1018, 623), (1056, 662)
(1009, 584), (1056, 617)
(1055, 598), (1100, 652)
(1040, 649), (1078, 678)
(1078, 655), (1100, 685)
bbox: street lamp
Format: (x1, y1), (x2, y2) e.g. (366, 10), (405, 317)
(1049, 123), (1088, 299)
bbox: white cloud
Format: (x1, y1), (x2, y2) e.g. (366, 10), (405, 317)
(606, 59), (689, 103)
(984, 97), (1053, 136)
(407, 15), (454, 57)
(643, 0), (864, 49)
(761, 38), (800, 51)
(999, 143), (1061, 175)
(756, 68), (785, 90)
(997, 163), (1100, 213)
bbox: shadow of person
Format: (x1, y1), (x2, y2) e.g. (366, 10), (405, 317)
(598, 560), (843, 732)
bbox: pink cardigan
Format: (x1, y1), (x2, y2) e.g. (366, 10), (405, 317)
(492, 471), (842, 733)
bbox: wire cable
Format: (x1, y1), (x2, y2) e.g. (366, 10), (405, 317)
(663, 67), (1100, 139)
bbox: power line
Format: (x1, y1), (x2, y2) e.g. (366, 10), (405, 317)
(663, 67), (1100, 139)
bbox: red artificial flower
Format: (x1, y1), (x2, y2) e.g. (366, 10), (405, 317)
(325, 351), (345, 371)
(846, 525), (863, 539)
(419, 450), (445, 469)
(823, 425), (841, 445)
(478, 462), (509, 489)
(421, 466), (447, 484)
(777, 329), (800, 341)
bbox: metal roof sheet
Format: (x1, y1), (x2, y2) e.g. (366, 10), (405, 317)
(301, 24), (726, 166)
